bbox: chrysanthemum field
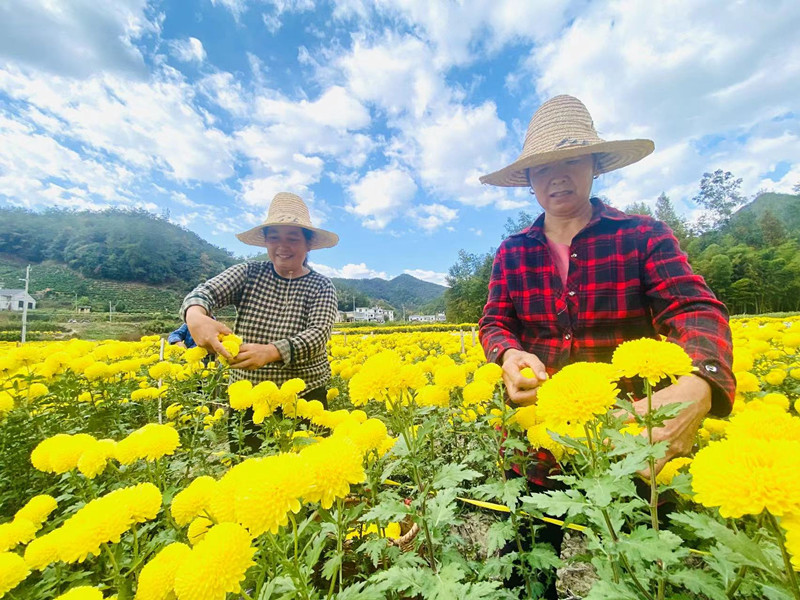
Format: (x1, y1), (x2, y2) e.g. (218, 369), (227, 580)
(1, 317), (800, 600)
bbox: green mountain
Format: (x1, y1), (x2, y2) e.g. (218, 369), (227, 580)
(331, 274), (447, 315)
(729, 192), (800, 234)
(0, 209), (446, 315)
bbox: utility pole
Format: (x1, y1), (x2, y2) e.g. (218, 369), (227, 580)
(109, 301), (118, 322)
(20, 265), (30, 344)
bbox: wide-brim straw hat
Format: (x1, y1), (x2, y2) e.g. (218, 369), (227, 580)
(480, 95), (655, 187)
(236, 192), (339, 250)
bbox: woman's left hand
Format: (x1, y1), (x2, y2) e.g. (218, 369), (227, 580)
(229, 343), (281, 370)
(633, 374), (712, 477)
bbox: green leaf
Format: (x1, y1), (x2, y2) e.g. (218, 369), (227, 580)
(322, 553), (342, 581)
(671, 512), (779, 572)
(334, 581), (389, 600)
(362, 498), (412, 523)
(584, 579), (642, 600)
(257, 575), (297, 600)
(668, 569), (727, 600)
(486, 520), (514, 556)
(523, 543), (562, 571)
(617, 526), (686, 566)
(432, 463), (482, 490)
(427, 487), (458, 528)
(521, 489), (587, 519)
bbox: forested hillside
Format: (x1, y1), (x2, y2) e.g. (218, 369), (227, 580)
(0, 208), (237, 285)
(0, 208), (447, 315)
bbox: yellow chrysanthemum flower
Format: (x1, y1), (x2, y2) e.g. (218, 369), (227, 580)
(134, 542), (192, 600)
(655, 457), (692, 486)
(77, 439), (117, 479)
(764, 369), (787, 386)
(724, 403), (800, 444)
(0, 519), (36, 552)
(612, 338), (694, 386)
(690, 437), (800, 518)
(30, 433), (98, 474)
(115, 424), (180, 464)
(526, 424), (565, 461)
(326, 388), (340, 402)
(414, 385), (450, 408)
(14, 495), (57, 528)
(187, 517), (212, 546)
(472, 362), (503, 386)
(301, 437), (366, 509)
(462, 380), (495, 406)
(510, 405), (538, 430)
(781, 514), (800, 571)
(0, 391), (14, 414)
(537, 362), (620, 430)
(434, 365), (467, 390)
(171, 476), (218, 526)
(54, 586), (104, 600)
(173, 523), (255, 600)
(734, 371), (760, 393)
(183, 347), (208, 363)
(0, 552), (30, 598)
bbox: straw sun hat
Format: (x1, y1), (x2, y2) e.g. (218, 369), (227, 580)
(480, 95), (655, 187)
(236, 192), (339, 250)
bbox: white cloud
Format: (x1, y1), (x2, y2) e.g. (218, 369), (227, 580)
(403, 269), (448, 286)
(170, 38), (207, 63)
(0, 0), (155, 78)
(310, 262), (389, 279)
(413, 102), (510, 207)
(516, 0), (800, 216)
(346, 167), (418, 229)
(0, 112), (135, 208)
(413, 203), (458, 232)
(0, 66), (236, 184)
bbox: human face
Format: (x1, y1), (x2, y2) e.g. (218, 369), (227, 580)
(528, 155), (594, 217)
(264, 225), (310, 277)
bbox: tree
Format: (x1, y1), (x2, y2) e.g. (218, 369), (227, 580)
(654, 193), (690, 247)
(444, 250), (494, 322)
(692, 169), (745, 232)
(758, 209), (787, 247)
(502, 211), (538, 239)
(623, 202), (653, 217)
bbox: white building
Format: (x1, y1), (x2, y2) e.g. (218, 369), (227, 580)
(0, 289), (36, 311)
(409, 313), (447, 323)
(349, 306), (395, 323)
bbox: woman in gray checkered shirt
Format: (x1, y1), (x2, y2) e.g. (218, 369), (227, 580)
(180, 193), (340, 413)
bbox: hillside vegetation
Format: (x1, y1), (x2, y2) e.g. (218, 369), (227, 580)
(0, 209), (447, 316)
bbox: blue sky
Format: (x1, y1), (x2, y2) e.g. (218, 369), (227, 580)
(1, 0), (799, 286)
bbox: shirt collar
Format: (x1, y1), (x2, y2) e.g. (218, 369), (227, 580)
(522, 197), (633, 242)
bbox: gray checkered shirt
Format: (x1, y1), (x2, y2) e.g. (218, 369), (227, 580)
(180, 261), (338, 393)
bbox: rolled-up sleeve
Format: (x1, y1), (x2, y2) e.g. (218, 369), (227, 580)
(180, 263), (248, 321)
(272, 281), (338, 365)
(479, 245), (524, 365)
(641, 221), (735, 416)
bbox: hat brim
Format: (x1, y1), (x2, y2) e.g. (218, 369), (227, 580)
(236, 223), (339, 250)
(479, 139), (655, 187)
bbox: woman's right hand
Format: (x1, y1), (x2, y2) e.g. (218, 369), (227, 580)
(184, 306), (234, 360)
(501, 349), (548, 407)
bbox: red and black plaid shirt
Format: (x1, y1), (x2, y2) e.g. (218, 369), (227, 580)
(480, 199), (735, 486)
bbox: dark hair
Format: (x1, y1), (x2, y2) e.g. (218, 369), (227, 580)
(262, 226), (315, 244)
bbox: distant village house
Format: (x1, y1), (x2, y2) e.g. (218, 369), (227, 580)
(408, 313), (446, 323)
(341, 306), (395, 323)
(0, 289), (36, 311)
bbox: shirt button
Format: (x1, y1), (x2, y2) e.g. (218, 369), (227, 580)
(570, 253), (577, 258)
(568, 290), (576, 297)
(564, 333), (572, 340)
(705, 364), (718, 373)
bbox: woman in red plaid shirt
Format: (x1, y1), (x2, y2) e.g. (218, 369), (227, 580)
(479, 95), (734, 598)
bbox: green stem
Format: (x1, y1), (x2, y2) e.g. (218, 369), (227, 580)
(289, 512), (300, 571)
(766, 511), (800, 600)
(601, 509), (654, 600)
(102, 542), (122, 585)
(726, 514), (765, 598)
